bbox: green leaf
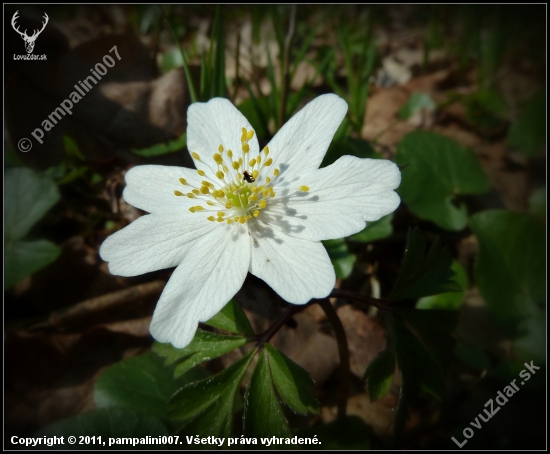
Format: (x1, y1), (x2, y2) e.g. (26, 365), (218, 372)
(204, 299), (255, 336)
(169, 350), (255, 437)
(161, 47), (184, 73)
(264, 343), (320, 415)
(63, 135), (84, 160)
(131, 133), (187, 157)
(5, 167), (60, 241)
(321, 136), (380, 168)
(94, 352), (206, 422)
(244, 349), (293, 443)
(4, 239), (61, 288)
(395, 131), (490, 230)
(152, 330), (248, 378)
(507, 91), (546, 157)
(387, 308), (458, 436)
(398, 92), (436, 120)
(296, 415), (371, 450)
(349, 214), (393, 242)
(416, 260), (468, 309)
(34, 408), (168, 449)
(469, 210), (545, 336)
(389, 227), (461, 301)
(363, 348), (395, 402)
(322, 238), (357, 279)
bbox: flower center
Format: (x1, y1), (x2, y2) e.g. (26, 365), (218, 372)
(173, 127), (299, 225)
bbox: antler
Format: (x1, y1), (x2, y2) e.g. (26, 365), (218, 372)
(11, 11), (28, 38)
(29, 12), (49, 40)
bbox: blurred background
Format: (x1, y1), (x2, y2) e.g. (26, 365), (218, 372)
(4, 4), (546, 449)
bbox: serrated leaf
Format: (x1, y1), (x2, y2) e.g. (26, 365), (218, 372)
(387, 309), (456, 437)
(264, 343), (320, 415)
(296, 415), (371, 450)
(398, 92), (436, 120)
(153, 330), (248, 378)
(168, 350), (255, 436)
(395, 131), (490, 230)
(5, 167), (60, 241)
(131, 133), (187, 157)
(94, 352), (206, 422)
(507, 91), (546, 157)
(243, 350), (293, 442)
(322, 238), (357, 279)
(34, 408), (168, 450)
(470, 210), (545, 336)
(204, 299), (255, 336)
(4, 239), (61, 288)
(349, 214), (393, 243)
(416, 260), (468, 309)
(363, 348), (395, 402)
(389, 227), (461, 301)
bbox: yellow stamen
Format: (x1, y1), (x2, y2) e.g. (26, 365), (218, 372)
(227, 150), (233, 159)
(266, 177), (271, 183)
(191, 152), (200, 160)
(252, 170), (259, 179)
(247, 130), (254, 141)
(174, 190), (183, 196)
(187, 193), (195, 198)
(197, 170), (205, 176)
(264, 146), (269, 155)
(253, 210), (260, 217)
(216, 170), (224, 179)
(299, 185), (310, 192)
(249, 158), (257, 167)
(258, 199), (267, 209)
(208, 216), (215, 222)
(242, 143), (250, 153)
(218, 144), (224, 152)
(192, 189), (200, 195)
(200, 186), (210, 194)
(227, 219), (233, 224)
(217, 212), (225, 217)
(214, 153), (223, 164)
(239, 216), (246, 224)
(232, 161), (240, 170)
(207, 201), (215, 206)
(179, 178), (187, 185)
(263, 158), (273, 167)
(274, 168), (279, 177)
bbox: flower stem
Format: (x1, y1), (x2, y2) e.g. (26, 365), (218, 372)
(329, 288), (393, 310)
(318, 298), (349, 420)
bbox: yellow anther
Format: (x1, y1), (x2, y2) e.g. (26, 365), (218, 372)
(217, 212), (225, 217)
(253, 210), (260, 217)
(217, 217), (224, 222)
(257, 155), (262, 165)
(200, 186), (210, 194)
(269, 187), (275, 197)
(217, 190), (225, 197)
(257, 185), (265, 191)
(247, 130), (254, 141)
(225, 202), (233, 209)
(227, 219), (233, 224)
(187, 193), (195, 198)
(197, 170), (205, 176)
(241, 127), (247, 135)
(207, 216), (215, 222)
(239, 216), (246, 224)
(249, 194), (258, 202)
(263, 158), (273, 167)
(227, 150), (233, 159)
(216, 170), (225, 179)
(232, 161), (240, 170)
(274, 169), (279, 176)
(194, 206), (204, 211)
(258, 199), (267, 209)
(266, 177), (271, 183)
(252, 170), (259, 179)
(218, 144), (224, 152)
(203, 181), (214, 188)
(192, 189), (200, 195)
(207, 201), (215, 206)
(234, 216), (240, 221)
(174, 190), (183, 196)
(191, 152), (200, 160)
(299, 186), (310, 192)
(262, 189), (269, 197)
(213, 153), (223, 164)
(179, 178), (187, 185)
(247, 215), (252, 220)
(249, 158), (257, 167)
(239, 157), (243, 165)
(189, 207), (196, 213)
(242, 143), (250, 153)
(264, 146), (269, 155)
(252, 187), (259, 193)
(223, 165), (229, 173)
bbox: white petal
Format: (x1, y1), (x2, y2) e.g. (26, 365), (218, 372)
(265, 156), (401, 241)
(123, 165), (206, 214)
(248, 220), (335, 304)
(99, 212), (219, 276)
(187, 98), (260, 178)
(149, 223), (251, 348)
(265, 94), (347, 181)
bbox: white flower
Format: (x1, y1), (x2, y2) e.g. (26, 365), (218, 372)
(100, 94), (401, 348)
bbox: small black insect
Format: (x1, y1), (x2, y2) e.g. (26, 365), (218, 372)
(242, 170), (255, 183)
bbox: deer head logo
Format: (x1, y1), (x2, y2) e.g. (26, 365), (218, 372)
(11, 11), (49, 54)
